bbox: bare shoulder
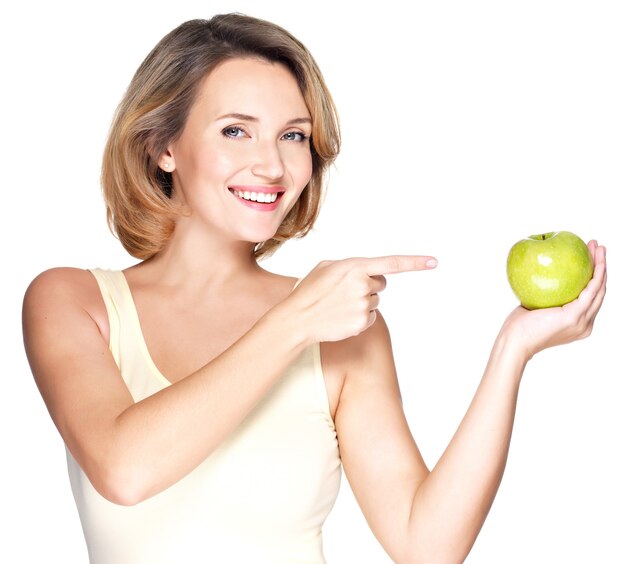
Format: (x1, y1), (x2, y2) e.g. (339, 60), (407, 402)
(25, 267), (97, 301)
(23, 267), (108, 341)
(321, 312), (398, 418)
(323, 311), (394, 378)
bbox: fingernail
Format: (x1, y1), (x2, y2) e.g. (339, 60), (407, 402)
(426, 258), (438, 268)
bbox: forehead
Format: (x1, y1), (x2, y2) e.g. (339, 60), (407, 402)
(193, 57), (310, 119)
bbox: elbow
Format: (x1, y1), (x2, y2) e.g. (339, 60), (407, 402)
(88, 458), (152, 507)
(399, 541), (473, 564)
(397, 548), (468, 564)
(73, 433), (166, 506)
(100, 481), (145, 507)
(396, 523), (473, 564)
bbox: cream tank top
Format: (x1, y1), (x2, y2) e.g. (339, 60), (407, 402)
(66, 269), (342, 564)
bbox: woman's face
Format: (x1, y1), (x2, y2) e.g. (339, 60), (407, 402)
(165, 57), (314, 246)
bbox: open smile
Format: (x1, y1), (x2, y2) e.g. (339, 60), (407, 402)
(228, 186), (285, 211)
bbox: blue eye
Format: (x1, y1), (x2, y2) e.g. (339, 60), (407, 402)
(222, 126), (246, 138)
(282, 131), (309, 142)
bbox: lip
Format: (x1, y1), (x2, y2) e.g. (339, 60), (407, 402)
(228, 185), (286, 212)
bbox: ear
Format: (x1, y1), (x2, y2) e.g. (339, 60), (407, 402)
(157, 148), (176, 173)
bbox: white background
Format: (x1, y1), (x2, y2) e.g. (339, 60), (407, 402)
(2, 1), (624, 562)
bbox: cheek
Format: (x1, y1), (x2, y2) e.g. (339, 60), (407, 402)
(292, 152), (314, 189)
(182, 151), (246, 197)
(202, 143), (247, 177)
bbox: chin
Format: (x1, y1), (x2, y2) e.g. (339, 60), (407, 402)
(239, 226), (281, 247)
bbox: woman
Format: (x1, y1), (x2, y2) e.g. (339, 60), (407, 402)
(23, 13), (607, 564)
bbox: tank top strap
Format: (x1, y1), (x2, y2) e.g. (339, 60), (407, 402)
(88, 268), (171, 399)
(88, 268), (124, 366)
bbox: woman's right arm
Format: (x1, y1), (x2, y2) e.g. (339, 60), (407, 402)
(23, 257), (434, 506)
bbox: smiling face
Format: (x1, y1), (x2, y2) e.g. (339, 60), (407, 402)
(162, 57), (314, 248)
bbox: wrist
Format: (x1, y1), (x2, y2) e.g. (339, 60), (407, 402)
(259, 297), (312, 352)
(498, 310), (539, 364)
(489, 328), (530, 388)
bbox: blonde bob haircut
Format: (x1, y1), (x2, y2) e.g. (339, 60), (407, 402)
(102, 13), (340, 260)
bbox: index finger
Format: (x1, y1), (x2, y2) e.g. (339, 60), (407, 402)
(361, 255), (438, 276)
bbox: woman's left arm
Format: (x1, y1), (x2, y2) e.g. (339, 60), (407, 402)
(333, 241), (606, 564)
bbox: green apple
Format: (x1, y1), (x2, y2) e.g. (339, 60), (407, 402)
(506, 231), (593, 309)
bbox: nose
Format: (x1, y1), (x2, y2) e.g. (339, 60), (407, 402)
(251, 139), (285, 181)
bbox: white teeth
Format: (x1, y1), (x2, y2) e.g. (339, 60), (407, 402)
(233, 190), (278, 203)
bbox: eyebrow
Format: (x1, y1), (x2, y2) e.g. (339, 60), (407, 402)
(216, 112), (312, 125)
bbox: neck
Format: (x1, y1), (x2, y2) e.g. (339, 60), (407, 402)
(132, 220), (266, 291)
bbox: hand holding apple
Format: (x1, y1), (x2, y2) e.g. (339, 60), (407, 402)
(500, 239), (606, 363)
(506, 231), (593, 309)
